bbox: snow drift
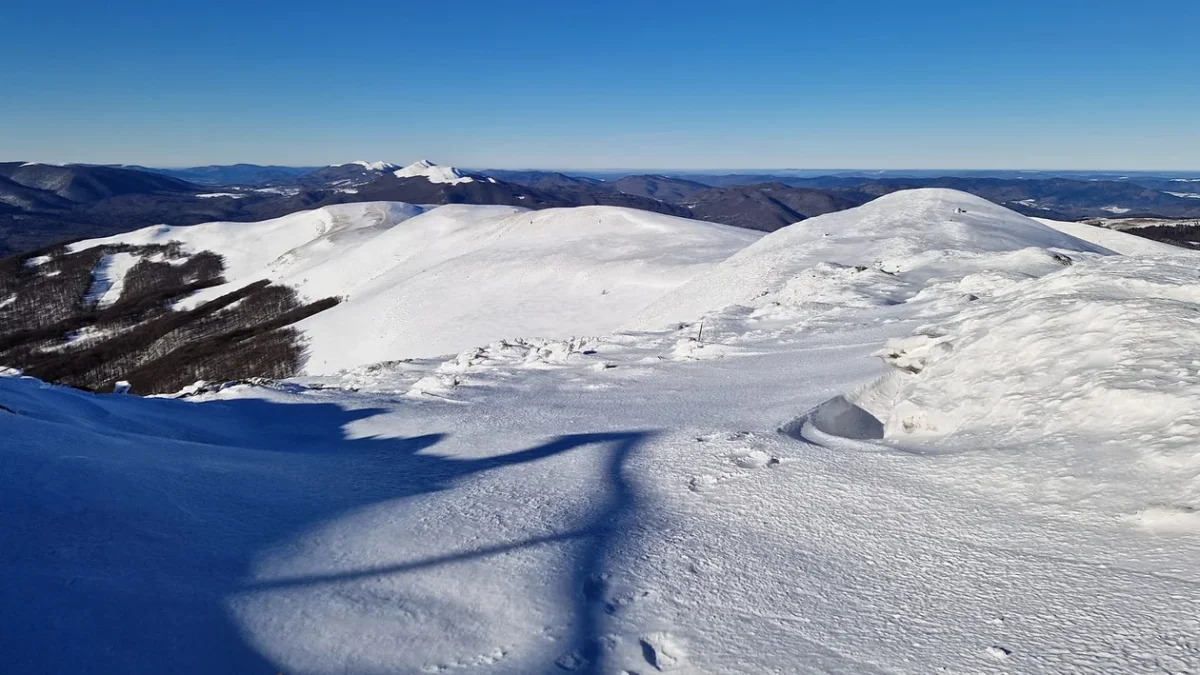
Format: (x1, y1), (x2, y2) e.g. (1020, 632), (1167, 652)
(876, 255), (1200, 522)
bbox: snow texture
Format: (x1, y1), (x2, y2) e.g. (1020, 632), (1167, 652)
(72, 201), (760, 374)
(4, 189), (1199, 674)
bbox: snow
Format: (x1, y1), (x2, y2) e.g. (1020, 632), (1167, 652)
(194, 192), (247, 199)
(82, 251), (139, 309)
(394, 158), (476, 185)
(633, 188), (1106, 329)
(71, 201), (427, 287)
(1166, 191), (1200, 199)
(253, 186), (300, 196)
(70, 202), (760, 375)
(334, 160), (399, 171)
(1103, 205), (1131, 214)
(6, 188), (1200, 674)
(874, 254), (1200, 529)
(1034, 217), (1183, 255)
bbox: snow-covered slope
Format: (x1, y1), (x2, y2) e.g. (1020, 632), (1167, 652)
(9, 189), (1200, 674)
(71, 202), (762, 374)
(70, 201), (429, 283)
(333, 160), (399, 172)
(634, 188), (1110, 329)
(393, 159), (475, 184)
(1034, 216), (1184, 255)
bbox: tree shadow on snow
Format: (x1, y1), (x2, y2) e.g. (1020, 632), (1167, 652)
(0, 389), (652, 674)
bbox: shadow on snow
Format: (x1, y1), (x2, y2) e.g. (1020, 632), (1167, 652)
(0, 388), (652, 674)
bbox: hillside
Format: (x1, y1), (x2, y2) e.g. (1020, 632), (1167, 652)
(684, 182), (865, 231)
(634, 188), (1104, 328)
(1, 202), (759, 390)
(11, 161), (1193, 261)
(127, 163), (320, 186)
(0, 162), (697, 256)
(4, 189), (1198, 673)
(0, 162), (198, 203)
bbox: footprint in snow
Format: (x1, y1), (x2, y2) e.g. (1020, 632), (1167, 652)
(639, 632), (684, 671)
(986, 646), (1012, 660)
(687, 432), (781, 492)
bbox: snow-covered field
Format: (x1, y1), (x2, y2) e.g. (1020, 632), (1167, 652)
(4, 189), (1200, 673)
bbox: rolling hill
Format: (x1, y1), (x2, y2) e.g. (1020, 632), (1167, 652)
(0, 202), (759, 391)
(5, 189), (1198, 674)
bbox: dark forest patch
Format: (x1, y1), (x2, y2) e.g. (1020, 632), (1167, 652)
(0, 243), (338, 394)
(1124, 224), (1200, 248)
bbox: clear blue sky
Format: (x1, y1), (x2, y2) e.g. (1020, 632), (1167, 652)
(3, 0), (1197, 170)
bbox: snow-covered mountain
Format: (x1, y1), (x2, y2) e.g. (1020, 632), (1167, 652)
(5, 188), (1199, 674)
(68, 202), (761, 375)
(632, 187), (1108, 328)
(339, 160), (400, 172)
(392, 158), (477, 185)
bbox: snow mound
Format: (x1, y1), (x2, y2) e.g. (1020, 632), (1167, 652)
(866, 254), (1200, 521)
(71, 202), (760, 374)
(393, 159), (475, 185)
(885, 255), (1200, 443)
(633, 188), (1110, 329)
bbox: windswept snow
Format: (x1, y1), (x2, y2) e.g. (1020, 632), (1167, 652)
(394, 158), (476, 184)
(71, 202), (761, 374)
(882, 257), (1200, 487)
(633, 188), (1107, 329)
(5, 188), (1200, 674)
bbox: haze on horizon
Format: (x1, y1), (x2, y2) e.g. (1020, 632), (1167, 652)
(3, 0), (1198, 171)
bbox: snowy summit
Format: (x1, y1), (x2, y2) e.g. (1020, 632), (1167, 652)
(335, 160), (399, 171)
(393, 158), (475, 184)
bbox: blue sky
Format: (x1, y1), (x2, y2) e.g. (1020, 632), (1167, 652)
(3, 0), (1197, 169)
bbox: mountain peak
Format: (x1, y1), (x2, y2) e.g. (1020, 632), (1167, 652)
(332, 160), (399, 172)
(393, 159), (474, 185)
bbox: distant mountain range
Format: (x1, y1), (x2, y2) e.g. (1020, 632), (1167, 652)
(121, 163), (321, 186)
(3, 160), (1200, 257)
